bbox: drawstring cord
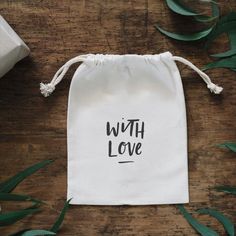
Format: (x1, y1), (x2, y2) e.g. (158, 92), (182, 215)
(172, 56), (223, 94)
(40, 54), (223, 97)
(40, 55), (88, 97)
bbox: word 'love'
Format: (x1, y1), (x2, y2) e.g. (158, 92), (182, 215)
(106, 118), (144, 158)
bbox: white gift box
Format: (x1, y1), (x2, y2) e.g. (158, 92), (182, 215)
(0, 15), (30, 78)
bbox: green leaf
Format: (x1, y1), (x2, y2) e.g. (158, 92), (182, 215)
(214, 186), (236, 195)
(208, 21), (236, 41)
(22, 230), (56, 236)
(166, 0), (219, 22)
(210, 29), (236, 58)
(165, 0), (199, 16)
(155, 25), (213, 41)
(211, 48), (236, 58)
(0, 209), (39, 227)
(207, 12), (236, 58)
(206, 12), (236, 47)
(177, 205), (219, 236)
(203, 55), (236, 70)
(218, 142), (236, 152)
(9, 229), (31, 236)
(0, 192), (40, 203)
(0, 160), (53, 193)
(0, 192), (31, 201)
(197, 208), (235, 236)
(24, 202), (41, 210)
(194, 1), (219, 22)
(211, 1), (219, 17)
(229, 29), (236, 49)
(50, 199), (71, 233)
(194, 15), (218, 23)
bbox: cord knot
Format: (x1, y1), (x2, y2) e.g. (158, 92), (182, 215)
(40, 82), (55, 97)
(207, 83), (223, 94)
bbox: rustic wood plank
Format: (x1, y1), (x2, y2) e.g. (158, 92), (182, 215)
(0, 0), (235, 235)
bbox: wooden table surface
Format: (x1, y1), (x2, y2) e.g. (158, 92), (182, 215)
(0, 0), (235, 235)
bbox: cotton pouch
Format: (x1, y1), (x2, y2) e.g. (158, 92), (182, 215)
(40, 52), (222, 205)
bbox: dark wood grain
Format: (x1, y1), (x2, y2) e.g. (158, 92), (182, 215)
(0, 0), (235, 235)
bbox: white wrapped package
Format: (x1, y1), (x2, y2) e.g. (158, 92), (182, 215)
(0, 15), (30, 78)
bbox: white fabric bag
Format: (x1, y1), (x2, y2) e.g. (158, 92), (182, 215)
(40, 52), (222, 205)
(0, 15), (30, 78)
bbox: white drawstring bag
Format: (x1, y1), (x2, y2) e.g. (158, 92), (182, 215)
(40, 52), (222, 205)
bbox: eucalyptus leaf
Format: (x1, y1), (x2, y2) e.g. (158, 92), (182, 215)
(229, 29), (236, 49)
(9, 229), (31, 236)
(212, 29), (236, 57)
(208, 21), (236, 40)
(155, 25), (213, 41)
(166, 0), (219, 22)
(24, 202), (42, 210)
(0, 193), (40, 203)
(0, 209), (39, 227)
(214, 186), (236, 195)
(194, 1), (219, 22)
(22, 230), (56, 236)
(166, 0), (199, 16)
(211, 0), (219, 17)
(218, 142), (236, 152)
(211, 48), (236, 58)
(203, 55), (236, 70)
(194, 15), (218, 23)
(0, 192), (31, 201)
(206, 12), (236, 47)
(197, 208), (235, 236)
(50, 199), (71, 233)
(0, 160), (53, 193)
(177, 205), (219, 236)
